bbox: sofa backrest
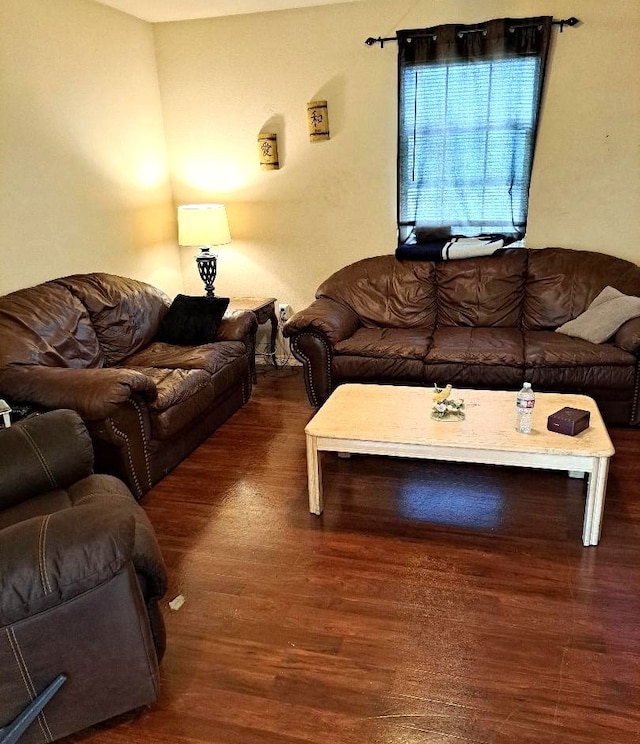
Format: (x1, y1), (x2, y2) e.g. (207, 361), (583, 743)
(436, 250), (527, 328)
(523, 247), (640, 330)
(317, 255), (437, 329)
(0, 282), (104, 369)
(316, 248), (640, 333)
(55, 273), (170, 366)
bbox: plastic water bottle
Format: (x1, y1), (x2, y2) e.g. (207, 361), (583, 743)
(516, 382), (535, 433)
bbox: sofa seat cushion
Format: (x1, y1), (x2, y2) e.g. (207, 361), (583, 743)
(123, 341), (246, 375)
(524, 330), (636, 390)
(134, 367), (213, 412)
(524, 330), (635, 367)
(423, 328), (524, 387)
(426, 328), (524, 365)
(334, 328), (433, 360)
(332, 356), (424, 384)
(137, 356), (248, 440)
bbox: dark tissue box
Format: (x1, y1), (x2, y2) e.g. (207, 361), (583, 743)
(547, 407), (590, 436)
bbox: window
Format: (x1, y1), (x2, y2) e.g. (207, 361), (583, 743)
(397, 18), (551, 244)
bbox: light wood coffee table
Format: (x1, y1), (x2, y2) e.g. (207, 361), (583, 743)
(305, 385), (615, 546)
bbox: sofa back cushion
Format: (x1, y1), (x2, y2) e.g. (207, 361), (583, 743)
(56, 274), (170, 366)
(317, 255), (437, 329)
(436, 250), (527, 328)
(0, 282), (103, 369)
(524, 247), (640, 330)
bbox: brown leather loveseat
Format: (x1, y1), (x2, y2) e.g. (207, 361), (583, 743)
(0, 409), (167, 743)
(284, 248), (640, 426)
(0, 273), (257, 498)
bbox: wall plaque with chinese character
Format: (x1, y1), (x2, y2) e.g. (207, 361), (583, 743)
(257, 132), (279, 170)
(306, 100), (330, 142)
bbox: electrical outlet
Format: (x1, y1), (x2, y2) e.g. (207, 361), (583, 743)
(278, 303), (290, 321)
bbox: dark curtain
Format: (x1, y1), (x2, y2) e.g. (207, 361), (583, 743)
(397, 17), (552, 244)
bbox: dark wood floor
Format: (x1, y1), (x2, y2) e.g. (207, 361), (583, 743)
(73, 367), (640, 744)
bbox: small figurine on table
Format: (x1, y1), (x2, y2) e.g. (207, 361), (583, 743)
(431, 384), (465, 421)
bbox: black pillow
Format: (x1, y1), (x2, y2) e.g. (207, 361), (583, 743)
(156, 295), (230, 346)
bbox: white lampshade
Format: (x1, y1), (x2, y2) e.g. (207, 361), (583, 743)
(177, 204), (231, 247)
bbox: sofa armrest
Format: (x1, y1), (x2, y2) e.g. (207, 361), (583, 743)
(0, 503), (135, 626)
(0, 366), (158, 420)
(216, 309), (259, 342)
(615, 317), (640, 354)
(283, 298), (361, 346)
(0, 410), (94, 510)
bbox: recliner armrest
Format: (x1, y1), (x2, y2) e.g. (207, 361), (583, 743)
(0, 503), (135, 626)
(0, 366), (158, 420)
(0, 410), (93, 510)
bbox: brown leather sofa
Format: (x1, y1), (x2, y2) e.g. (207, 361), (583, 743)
(0, 273), (257, 498)
(284, 248), (640, 426)
(0, 409), (167, 743)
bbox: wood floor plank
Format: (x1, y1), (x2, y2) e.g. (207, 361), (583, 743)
(67, 368), (640, 744)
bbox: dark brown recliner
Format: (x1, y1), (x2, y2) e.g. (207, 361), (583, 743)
(0, 410), (168, 744)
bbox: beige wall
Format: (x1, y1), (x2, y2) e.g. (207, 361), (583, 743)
(0, 0), (182, 297)
(1, 1), (638, 309)
(154, 0), (640, 314)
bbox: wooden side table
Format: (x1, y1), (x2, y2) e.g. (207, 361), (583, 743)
(227, 297), (278, 382)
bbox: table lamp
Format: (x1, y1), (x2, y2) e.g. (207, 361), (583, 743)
(177, 204), (231, 297)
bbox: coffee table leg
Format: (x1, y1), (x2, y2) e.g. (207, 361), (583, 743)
(306, 432), (323, 514)
(583, 457), (610, 546)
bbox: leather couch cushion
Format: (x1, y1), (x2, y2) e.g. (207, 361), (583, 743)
(524, 330), (636, 391)
(147, 356), (247, 440)
(523, 248), (640, 330)
(123, 340), (246, 374)
(426, 328), (524, 365)
(333, 355), (424, 383)
(423, 328), (524, 387)
(139, 368), (212, 411)
(436, 250), (527, 328)
(56, 274), (170, 366)
(318, 255), (437, 330)
(334, 328), (433, 360)
(0, 282), (103, 369)
(524, 330), (635, 367)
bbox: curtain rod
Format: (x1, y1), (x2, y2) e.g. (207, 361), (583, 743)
(364, 17), (579, 48)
